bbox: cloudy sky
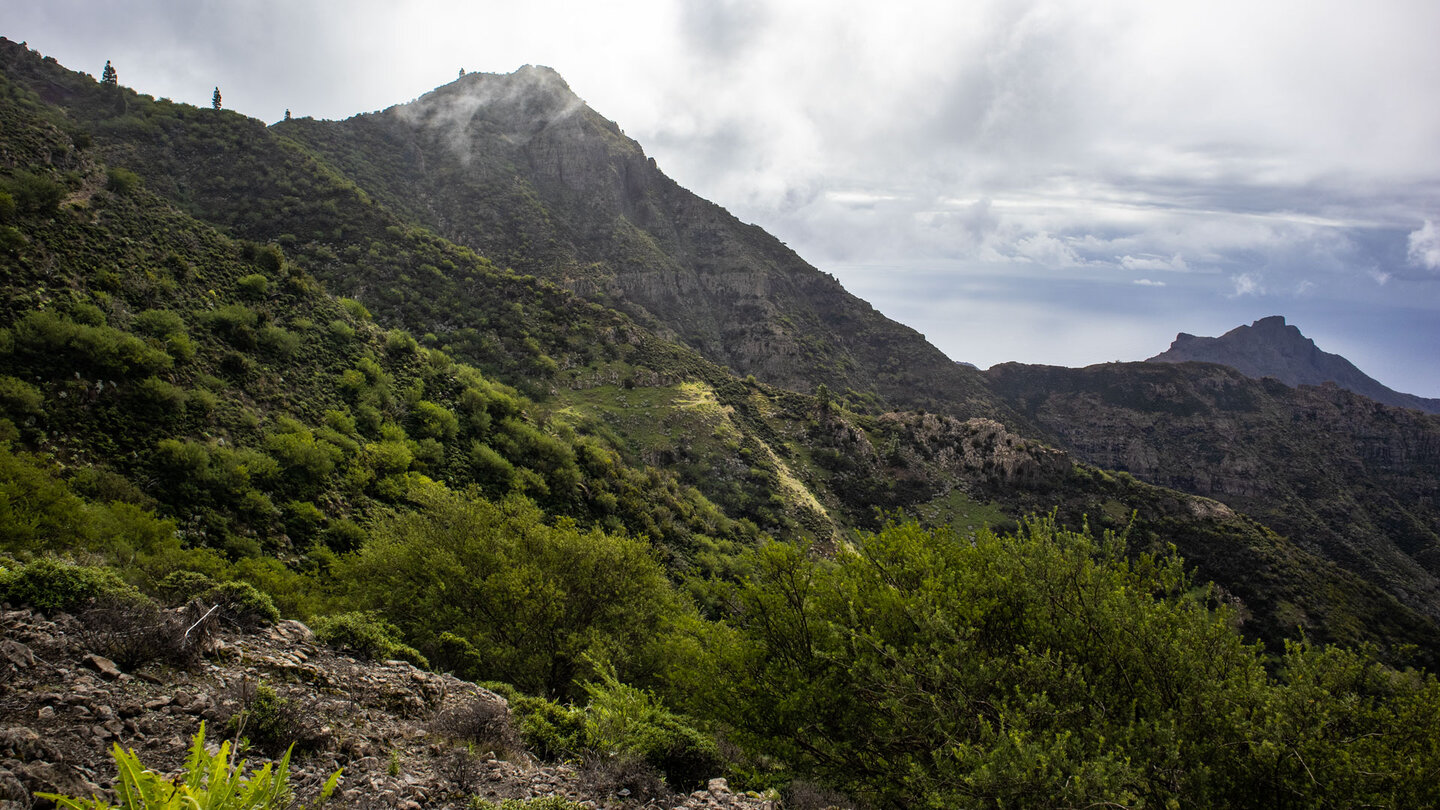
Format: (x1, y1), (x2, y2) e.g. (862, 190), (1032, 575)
(9, 1), (1440, 396)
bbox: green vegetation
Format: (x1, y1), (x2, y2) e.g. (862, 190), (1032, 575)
(37, 722), (340, 809)
(677, 518), (1440, 807)
(1, 38), (1438, 808)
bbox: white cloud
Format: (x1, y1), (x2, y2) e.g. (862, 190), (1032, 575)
(1011, 232), (1082, 266)
(1133, 278), (1167, 287)
(1120, 253), (1188, 272)
(1230, 273), (1263, 297)
(1408, 220), (1440, 270)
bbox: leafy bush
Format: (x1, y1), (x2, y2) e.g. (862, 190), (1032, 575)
(0, 375), (43, 417)
(156, 570), (216, 605)
(133, 309), (187, 338)
(14, 311), (172, 377)
(0, 558), (142, 613)
(312, 610), (429, 668)
(105, 166), (142, 195)
(336, 488), (681, 700)
(237, 273), (270, 299)
(512, 696), (588, 761)
(688, 517), (1440, 808)
(201, 580), (281, 630)
(132, 375), (187, 415)
(581, 662), (720, 790)
(226, 681), (305, 756)
(4, 171), (64, 216)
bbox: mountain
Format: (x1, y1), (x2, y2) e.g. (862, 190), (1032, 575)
(4, 33), (1440, 657)
(1148, 315), (1440, 414)
(6, 37), (1440, 806)
(988, 359), (1440, 627)
(271, 66), (1022, 425)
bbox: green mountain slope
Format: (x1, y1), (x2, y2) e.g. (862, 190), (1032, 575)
(3, 36), (1440, 667)
(988, 360), (1440, 625)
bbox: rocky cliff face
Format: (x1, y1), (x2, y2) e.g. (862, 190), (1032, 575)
(1147, 316), (1440, 414)
(0, 606), (773, 810)
(988, 360), (1440, 625)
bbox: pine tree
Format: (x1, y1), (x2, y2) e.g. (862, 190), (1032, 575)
(212, 87), (222, 110)
(284, 108), (292, 121)
(100, 60), (117, 87)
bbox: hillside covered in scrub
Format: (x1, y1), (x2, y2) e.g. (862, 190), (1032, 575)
(2, 37), (1440, 808)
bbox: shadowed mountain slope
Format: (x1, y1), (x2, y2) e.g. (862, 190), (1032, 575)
(988, 360), (1440, 626)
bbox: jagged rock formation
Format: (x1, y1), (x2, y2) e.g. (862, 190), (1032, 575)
(1147, 315), (1440, 414)
(0, 607), (774, 810)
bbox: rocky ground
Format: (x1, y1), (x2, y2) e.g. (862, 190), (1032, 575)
(0, 606), (778, 810)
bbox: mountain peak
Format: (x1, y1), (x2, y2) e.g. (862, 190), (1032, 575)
(1148, 317), (1440, 413)
(384, 63), (589, 149)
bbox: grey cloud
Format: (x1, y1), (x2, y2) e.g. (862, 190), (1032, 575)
(679, 0), (768, 61)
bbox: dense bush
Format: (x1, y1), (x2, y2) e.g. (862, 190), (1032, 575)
(682, 518), (1440, 808)
(0, 558), (142, 612)
(312, 610), (429, 668)
(336, 487), (682, 700)
(581, 662), (720, 790)
(14, 311), (173, 377)
(201, 579), (281, 630)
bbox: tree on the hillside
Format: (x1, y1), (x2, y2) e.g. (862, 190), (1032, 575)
(458, 67), (465, 78)
(284, 108), (291, 121)
(211, 87), (222, 110)
(100, 60), (117, 87)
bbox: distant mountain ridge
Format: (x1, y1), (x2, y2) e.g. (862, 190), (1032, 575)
(1147, 315), (1440, 414)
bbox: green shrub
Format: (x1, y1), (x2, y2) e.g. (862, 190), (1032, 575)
(435, 631), (484, 680)
(0, 375), (44, 417)
(105, 166), (142, 195)
(204, 304), (259, 347)
(133, 309), (187, 338)
(202, 580), (281, 630)
(253, 244), (285, 273)
(313, 611), (429, 668)
(237, 273), (270, 299)
(581, 662), (720, 789)
(256, 325), (300, 357)
(156, 570), (217, 605)
(5, 171), (64, 216)
(335, 488), (681, 700)
(327, 319), (355, 342)
(14, 311), (172, 377)
(339, 297), (372, 321)
(227, 682), (301, 756)
(512, 696), (589, 761)
(0, 558), (142, 613)
(132, 375), (187, 415)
